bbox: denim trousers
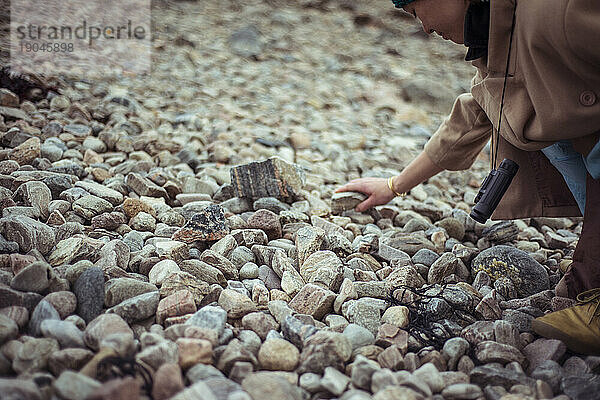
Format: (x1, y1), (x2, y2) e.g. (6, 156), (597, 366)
(541, 139), (600, 215)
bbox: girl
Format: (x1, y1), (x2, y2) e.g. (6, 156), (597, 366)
(336, 0), (600, 354)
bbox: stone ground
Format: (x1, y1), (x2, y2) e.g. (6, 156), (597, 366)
(0, 0), (599, 399)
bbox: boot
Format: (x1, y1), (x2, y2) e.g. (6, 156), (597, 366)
(555, 173), (600, 299)
(532, 288), (600, 355)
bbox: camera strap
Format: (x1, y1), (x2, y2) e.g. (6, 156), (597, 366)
(491, 1), (518, 170)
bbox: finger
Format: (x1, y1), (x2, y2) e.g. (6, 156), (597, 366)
(337, 182), (366, 194)
(355, 196), (377, 212)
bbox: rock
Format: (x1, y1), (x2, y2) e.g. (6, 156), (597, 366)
(160, 271), (211, 305)
(411, 248), (439, 267)
(350, 355), (380, 391)
(217, 338), (258, 374)
(413, 362), (444, 393)
(149, 259), (181, 285)
(469, 364), (534, 390)
(385, 264), (426, 289)
(522, 338), (567, 373)
(129, 211), (156, 231)
(84, 314), (134, 351)
(342, 300), (382, 336)
(0, 314), (18, 344)
(230, 156), (305, 202)
(12, 337), (59, 374)
(443, 337), (470, 370)
(153, 363), (185, 400)
(242, 371), (305, 400)
(44, 291), (77, 319)
(9, 137), (40, 165)
(331, 192), (367, 214)
(475, 340), (525, 365)
(471, 245), (549, 297)
(258, 338), (300, 371)
(242, 312), (279, 340)
(74, 267), (105, 323)
(321, 366), (350, 396)
(0, 285), (43, 312)
(482, 221), (519, 243)
(104, 278), (158, 308)
(218, 289), (257, 319)
(240, 262), (260, 280)
(297, 331), (352, 374)
(157, 289), (197, 325)
(299, 250), (343, 291)
(40, 319), (85, 348)
(295, 226), (325, 267)
(343, 323), (375, 351)
(531, 360), (563, 394)
(125, 172), (168, 199)
(461, 321), (495, 346)
(29, 299), (60, 337)
(48, 348), (94, 376)
(502, 309), (534, 332)
(384, 234), (437, 256)
(281, 315), (317, 349)
(0, 215), (56, 254)
(13, 181), (51, 218)
(75, 181), (123, 206)
(185, 305), (228, 336)
(172, 205), (230, 243)
(441, 383), (483, 399)
(107, 291), (160, 323)
(289, 283), (335, 320)
(561, 374), (600, 400)
(177, 338), (213, 369)
(247, 209), (282, 240)
(72, 195), (113, 220)
(87, 376), (140, 400)
(49, 237), (102, 267)
(381, 306), (409, 328)
(10, 261), (52, 293)
(136, 339), (179, 371)
(0, 378), (42, 400)
(427, 252), (462, 284)
(52, 371), (101, 400)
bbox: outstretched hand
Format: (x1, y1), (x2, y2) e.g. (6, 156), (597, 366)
(334, 177), (395, 212)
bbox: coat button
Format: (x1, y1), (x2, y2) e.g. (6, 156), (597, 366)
(580, 91), (597, 106)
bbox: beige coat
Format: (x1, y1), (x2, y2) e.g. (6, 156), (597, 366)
(423, 0), (600, 219)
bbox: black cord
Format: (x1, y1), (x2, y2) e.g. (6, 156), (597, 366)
(492, 2), (518, 169)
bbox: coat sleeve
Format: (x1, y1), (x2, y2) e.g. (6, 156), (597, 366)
(423, 90), (493, 171)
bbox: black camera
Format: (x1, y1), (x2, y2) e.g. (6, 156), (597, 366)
(470, 159), (519, 223)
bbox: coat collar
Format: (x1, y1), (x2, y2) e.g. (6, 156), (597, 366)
(487, 0), (517, 75)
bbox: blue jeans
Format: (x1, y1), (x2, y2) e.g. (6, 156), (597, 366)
(541, 139), (600, 215)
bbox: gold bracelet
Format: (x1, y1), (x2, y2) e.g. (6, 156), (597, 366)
(387, 176), (407, 197)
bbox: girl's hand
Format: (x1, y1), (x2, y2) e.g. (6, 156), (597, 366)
(334, 177), (395, 212)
